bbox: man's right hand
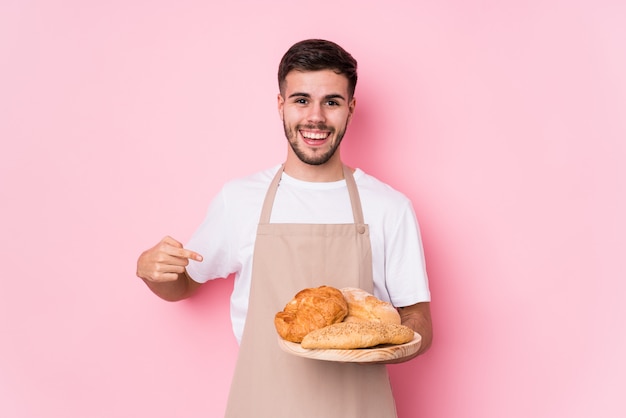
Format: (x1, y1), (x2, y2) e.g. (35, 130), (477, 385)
(137, 235), (203, 286)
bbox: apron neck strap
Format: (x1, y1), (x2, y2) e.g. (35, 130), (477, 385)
(342, 164), (366, 225)
(259, 164), (365, 225)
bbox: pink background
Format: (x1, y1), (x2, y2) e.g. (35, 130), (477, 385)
(2, 1), (625, 417)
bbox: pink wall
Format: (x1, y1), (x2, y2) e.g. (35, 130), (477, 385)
(2, 1), (625, 417)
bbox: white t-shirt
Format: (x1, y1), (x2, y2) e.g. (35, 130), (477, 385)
(186, 165), (430, 344)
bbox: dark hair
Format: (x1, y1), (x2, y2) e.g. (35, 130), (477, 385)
(278, 39), (358, 98)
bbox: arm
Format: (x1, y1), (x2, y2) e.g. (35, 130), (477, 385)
(398, 301), (432, 357)
(136, 236), (204, 301)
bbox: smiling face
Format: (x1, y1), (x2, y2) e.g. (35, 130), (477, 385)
(278, 69), (356, 179)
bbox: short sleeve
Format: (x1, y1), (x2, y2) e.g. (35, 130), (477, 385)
(185, 188), (237, 283)
(384, 200), (431, 307)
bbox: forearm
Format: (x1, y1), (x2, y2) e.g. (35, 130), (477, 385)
(398, 302), (432, 355)
(141, 270), (200, 302)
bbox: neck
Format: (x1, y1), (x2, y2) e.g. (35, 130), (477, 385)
(283, 152), (345, 182)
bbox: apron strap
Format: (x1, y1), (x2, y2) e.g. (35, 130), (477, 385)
(258, 165), (284, 224)
(343, 164), (365, 226)
(259, 164), (366, 227)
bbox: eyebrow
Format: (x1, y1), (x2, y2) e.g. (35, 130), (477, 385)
(288, 92), (347, 101)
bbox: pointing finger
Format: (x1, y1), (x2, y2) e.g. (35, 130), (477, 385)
(162, 243), (203, 262)
(181, 248), (203, 262)
(158, 236), (203, 262)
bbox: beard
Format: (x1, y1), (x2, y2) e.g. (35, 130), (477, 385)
(283, 122), (348, 166)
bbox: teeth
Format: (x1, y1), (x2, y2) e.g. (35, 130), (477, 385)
(302, 131), (329, 140)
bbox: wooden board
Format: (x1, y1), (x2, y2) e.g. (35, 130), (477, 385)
(277, 332), (422, 364)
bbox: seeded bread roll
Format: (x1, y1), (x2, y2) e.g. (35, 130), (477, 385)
(274, 285), (348, 343)
(340, 287), (401, 324)
(301, 322), (415, 349)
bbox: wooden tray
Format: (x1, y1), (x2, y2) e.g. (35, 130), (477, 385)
(277, 332), (421, 364)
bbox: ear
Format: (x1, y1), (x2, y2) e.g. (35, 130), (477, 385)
(347, 97), (357, 124)
(277, 93), (285, 120)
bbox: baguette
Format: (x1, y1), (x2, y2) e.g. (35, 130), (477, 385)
(301, 322), (414, 349)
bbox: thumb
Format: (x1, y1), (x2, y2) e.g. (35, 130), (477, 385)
(161, 235), (183, 248)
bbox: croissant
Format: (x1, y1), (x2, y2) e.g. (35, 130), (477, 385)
(274, 285), (348, 343)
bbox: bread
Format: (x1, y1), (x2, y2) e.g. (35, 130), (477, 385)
(340, 287), (401, 324)
(301, 322), (415, 349)
(274, 286), (348, 343)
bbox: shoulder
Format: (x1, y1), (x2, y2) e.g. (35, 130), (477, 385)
(354, 169), (412, 207)
(220, 164), (281, 197)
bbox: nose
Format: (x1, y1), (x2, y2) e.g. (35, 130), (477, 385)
(306, 102), (326, 124)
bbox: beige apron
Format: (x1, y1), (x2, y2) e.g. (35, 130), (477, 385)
(224, 165), (397, 418)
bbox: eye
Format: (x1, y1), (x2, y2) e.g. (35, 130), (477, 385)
(295, 98), (308, 105)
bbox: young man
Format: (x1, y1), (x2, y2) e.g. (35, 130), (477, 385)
(137, 39), (432, 417)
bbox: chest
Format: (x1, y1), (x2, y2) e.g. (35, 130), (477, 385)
(270, 184), (353, 224)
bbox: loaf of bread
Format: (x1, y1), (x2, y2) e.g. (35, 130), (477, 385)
(301, 322), (415, 349)
(340, 287), (401, 324)
(274, 285), (348, 343)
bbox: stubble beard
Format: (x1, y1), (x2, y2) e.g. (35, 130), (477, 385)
(283, 122), (348, 166)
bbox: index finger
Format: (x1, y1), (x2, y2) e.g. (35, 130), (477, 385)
(180, 248), (203, 262)
(165, 244), (203, 262)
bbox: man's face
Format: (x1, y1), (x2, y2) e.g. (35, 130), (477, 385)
(278, 70), (356, 166)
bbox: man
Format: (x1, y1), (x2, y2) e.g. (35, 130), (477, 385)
(137, 39), (432, 417)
